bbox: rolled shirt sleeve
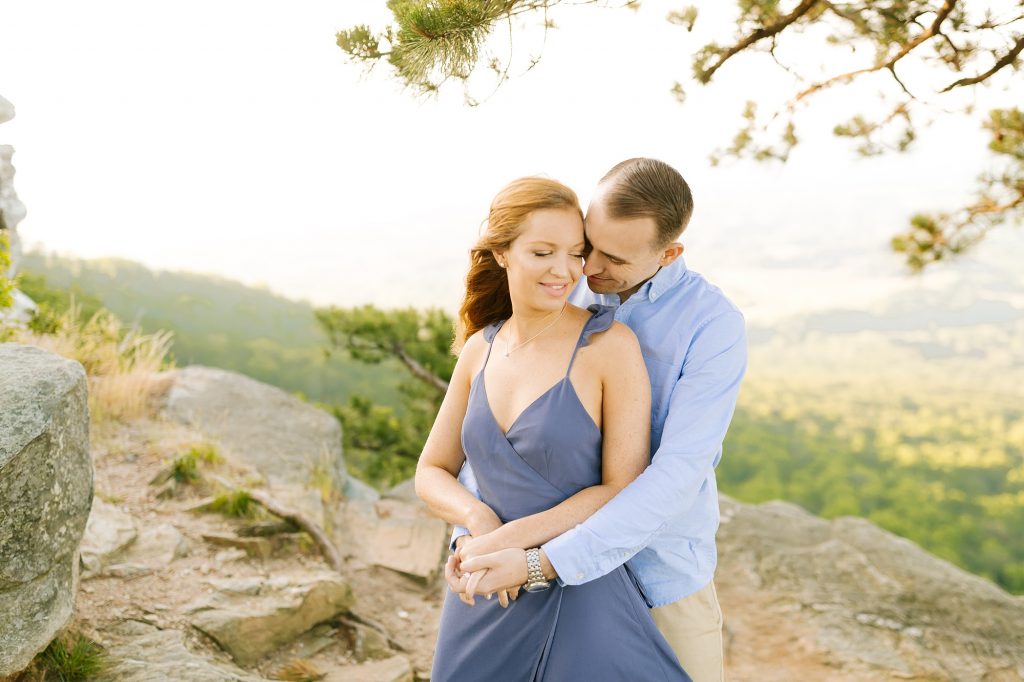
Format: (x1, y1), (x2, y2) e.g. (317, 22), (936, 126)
(448, 460), (479, 552)
(542, 310), (747, 585)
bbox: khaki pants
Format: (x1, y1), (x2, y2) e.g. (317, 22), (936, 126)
(650, 581), (725, 682)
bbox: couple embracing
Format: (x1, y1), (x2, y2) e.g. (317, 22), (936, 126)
(416, 158), (747, 681)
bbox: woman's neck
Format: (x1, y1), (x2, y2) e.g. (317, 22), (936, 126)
(504, 302), (568, 345)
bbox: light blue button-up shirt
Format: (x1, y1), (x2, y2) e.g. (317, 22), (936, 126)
(451, 255), (747, 608)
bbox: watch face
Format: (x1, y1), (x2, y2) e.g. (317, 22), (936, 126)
(523, 581), (551, 593)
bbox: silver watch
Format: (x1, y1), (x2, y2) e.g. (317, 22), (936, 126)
(523, 548), (551, 592)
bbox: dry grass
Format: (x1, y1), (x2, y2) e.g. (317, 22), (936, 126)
(13, 302), (175, 423)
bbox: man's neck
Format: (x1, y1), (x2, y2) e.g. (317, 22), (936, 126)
(617, 266), (662, 304)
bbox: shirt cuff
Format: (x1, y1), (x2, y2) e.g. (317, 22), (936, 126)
(541, 527), (589, 587)
(449, 525), (470, 553)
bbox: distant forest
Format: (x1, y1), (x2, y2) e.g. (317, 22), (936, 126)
(19, 251), (1024, 594)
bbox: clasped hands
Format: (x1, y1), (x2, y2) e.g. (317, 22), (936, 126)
(446, 529), (529, 609)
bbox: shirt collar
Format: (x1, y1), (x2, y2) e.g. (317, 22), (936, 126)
(630, 254), (688, 304)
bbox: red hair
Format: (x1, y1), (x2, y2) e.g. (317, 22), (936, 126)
(454, 177), (581, 351)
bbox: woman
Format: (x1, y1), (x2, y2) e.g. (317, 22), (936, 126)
(416, 177), (690, 681)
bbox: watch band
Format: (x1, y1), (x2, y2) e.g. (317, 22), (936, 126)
(525, 548), (548, 587)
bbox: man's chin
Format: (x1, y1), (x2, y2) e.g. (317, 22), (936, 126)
(587, 277), (619, 294)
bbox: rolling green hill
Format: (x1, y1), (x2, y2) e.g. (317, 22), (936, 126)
(19, 251), (404, 408)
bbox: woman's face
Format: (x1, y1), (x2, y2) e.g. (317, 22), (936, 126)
(497, 207), (585, 313)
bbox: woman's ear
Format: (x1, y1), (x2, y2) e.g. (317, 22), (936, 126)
(491, 250), (507, 269)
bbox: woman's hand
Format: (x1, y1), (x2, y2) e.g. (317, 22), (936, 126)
(446, 547), (521, 608)
(461, 548), (529, 599)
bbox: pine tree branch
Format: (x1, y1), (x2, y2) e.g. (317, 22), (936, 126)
(795, 0), (957, 102)
(940, 33), (1024, 92)
(393, 344), (450, 394)
(697, 0), (822, 83)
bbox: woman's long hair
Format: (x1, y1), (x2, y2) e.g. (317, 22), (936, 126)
(454, 177), (582, 352)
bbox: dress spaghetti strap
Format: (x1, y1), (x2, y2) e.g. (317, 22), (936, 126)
(565, 304), (617, 376)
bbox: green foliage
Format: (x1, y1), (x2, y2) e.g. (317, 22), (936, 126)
(332, 390), (437, 488)
(340, 1), (1024, 268)
(316, 304), (458, 488)
(720, 379), (1024, 594)
(892, 108), (1024, 272)
(0, 231), (13, 311)
(168, 444), (222, 484)
(18, 269), (104, 331)
(208, 490), (259, 519)
(315, 303), (456, 384)
(35, 632), (107, 681)
(337, 0), (521, 93)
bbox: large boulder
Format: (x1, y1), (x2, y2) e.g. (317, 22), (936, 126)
(717, 495), (1024, 680)
(0, 343), (93, 677)
(184, 571), (354, 666)
(159, 366), (346, 522)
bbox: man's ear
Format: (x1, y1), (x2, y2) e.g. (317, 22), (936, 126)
(658, 243), (684, 266)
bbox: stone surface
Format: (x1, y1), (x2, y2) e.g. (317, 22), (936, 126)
(0, 343), (92, 677)
(382, 477), (418, 504)
(97, 620), (267, 681)
(202, 532), (272, 560)
(102, 523), (190, 577)
(322, 655), (414, 682)
(335, 498), (448, 581)
(184, 571), (354, 666)
(717, 495), (1024, 681)
(345, 474), (381, 502)
(160, 366), (346, 521)
(79, 498), (139, 579)
(0, 95), (13, 125)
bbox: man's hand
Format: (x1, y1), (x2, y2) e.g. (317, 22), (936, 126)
(460, 548), (529, 598)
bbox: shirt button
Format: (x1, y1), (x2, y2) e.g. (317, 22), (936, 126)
(576, 572), (585, 581)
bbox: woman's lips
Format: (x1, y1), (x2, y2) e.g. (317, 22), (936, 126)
(540, 282), (569, 295)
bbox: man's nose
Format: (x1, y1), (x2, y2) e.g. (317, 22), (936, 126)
(582, 254), (602, 276)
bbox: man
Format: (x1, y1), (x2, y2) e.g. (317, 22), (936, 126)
(449, 157), (746, 681)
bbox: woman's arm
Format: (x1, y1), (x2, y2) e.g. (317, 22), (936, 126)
(458, 321), (651, 561)
(415, 332), (503, 537)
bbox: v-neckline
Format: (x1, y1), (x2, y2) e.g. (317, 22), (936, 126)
(479, 370), (569, 438)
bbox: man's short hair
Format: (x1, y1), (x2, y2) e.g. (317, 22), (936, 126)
(599, 158), (694, 247)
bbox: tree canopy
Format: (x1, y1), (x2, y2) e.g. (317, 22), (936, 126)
(338, 0), (1023, 270)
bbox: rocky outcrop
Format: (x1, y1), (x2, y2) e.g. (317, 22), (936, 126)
(160, 366), (347, 523)
(184, 571), (354, 666)
(717, 495), (1024, 681)
(0, 95), (34, 326)
(0, 343), (93, 677)
(96, 621), (265, 682)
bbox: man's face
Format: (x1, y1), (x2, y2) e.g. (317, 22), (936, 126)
(583, 191), (670, 301)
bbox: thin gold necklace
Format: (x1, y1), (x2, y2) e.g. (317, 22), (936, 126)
(503, 303), (568, 357)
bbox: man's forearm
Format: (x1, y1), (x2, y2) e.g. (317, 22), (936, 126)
(484, 484), (622, 553)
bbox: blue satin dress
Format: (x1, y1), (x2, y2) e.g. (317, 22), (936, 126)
(431, 305), (691, 681)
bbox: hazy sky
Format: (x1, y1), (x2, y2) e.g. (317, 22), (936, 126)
(1, 1), (1021, 323)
